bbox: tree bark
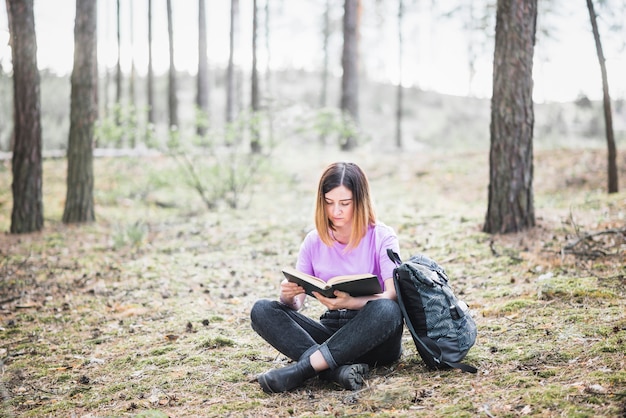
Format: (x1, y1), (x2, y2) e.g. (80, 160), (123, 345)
(128, 0), (136, 148)
(250, 0), (261, 153)
(167, 0), (178, 129)
(115, 0), (122, 128)
(340, 0), (359, 151)
(586, 0), (618, 193)
(196, 0), (210, 137)
(63, 0), (97, 224)
(7, 0), (44, 233)
(483, 0), (537, 234)
(395, 0), (404, 149)
(147, 0), (155, 128)
(226, 0), (239, 126)
(320, 0), (330, 109)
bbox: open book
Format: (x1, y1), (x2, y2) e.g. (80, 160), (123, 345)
(282, 266), (382, 298)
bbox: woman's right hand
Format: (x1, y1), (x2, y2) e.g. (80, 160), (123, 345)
(279, 279), (305, 309)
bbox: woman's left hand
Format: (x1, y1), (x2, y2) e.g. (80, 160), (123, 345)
(312, 276), (396, 310)
(313, 290), (353, 310)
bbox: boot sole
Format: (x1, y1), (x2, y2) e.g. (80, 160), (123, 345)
(338, 363), (369, 390)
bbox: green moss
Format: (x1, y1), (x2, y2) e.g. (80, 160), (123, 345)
(538, 276), (616, 301)
(500, 298), (538, 313)
(55, 373), (73, 383)
(148, 346), (176, 356)
(496, 375), (534, 388)
(602, 370), (626, 386)
(1, 149), (624, 417)
(196, 336), (235, 349)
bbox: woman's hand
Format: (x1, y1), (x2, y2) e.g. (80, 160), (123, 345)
(313, 277), (397, 311)
(313, 290), (354, 310)
(279, 279), (305, 309)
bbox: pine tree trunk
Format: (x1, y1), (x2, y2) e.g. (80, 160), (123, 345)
(226, 0), (239, 125)
(586, 0), (618, 193)
(484, 0), (537, 234)
(320, 0), (330, 109)
(147, 0), (155, 128)
(167, 0), (178, 129)
(128, 1), (136, 148)
(115, 0), (122, 131)
(63, 0), (97, 224)
(340, 0), (359, 151)
(395, 0), (404, 149)
(196, 0), (210, 137)
(7, 0), (44, 234)
(250, 0), (261, 153)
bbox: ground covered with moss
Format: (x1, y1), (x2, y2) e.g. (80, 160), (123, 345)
(1, 143), (625, 417)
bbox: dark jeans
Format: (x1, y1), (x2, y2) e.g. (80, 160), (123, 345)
(250, 298), (403, 370)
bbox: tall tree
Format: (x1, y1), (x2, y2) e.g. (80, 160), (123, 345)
(196, 0), (210, 137)
(250, 0), (261, 153)
(63, 0), (97, 224)
(483, 0), (537, 234)
(586, 0), (618, 193)
(166, 0), (178, 129)
(264, 0), (274, 145)
(115, 0), (122, 126)
(340, 0), (360, 151)
(147, 0), (155, 129)
(102, 0), (111, 121)
(0, 56), (6, 152)
(264, 0), (271, 98)
(320, 0), (330, 108)
(226, 0), (239, 125)
(128, 0), (136, 148)
(395, 0), (404, 149)
(7, 0), (43, 234)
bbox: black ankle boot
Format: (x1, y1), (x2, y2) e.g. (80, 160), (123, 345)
(257, 357), (317, 393)
(319, 363), (369, 390)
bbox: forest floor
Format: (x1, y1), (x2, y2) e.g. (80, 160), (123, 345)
(0, 142), (625, 417)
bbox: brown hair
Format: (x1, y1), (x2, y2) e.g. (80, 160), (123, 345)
(314, 162), (376, 249)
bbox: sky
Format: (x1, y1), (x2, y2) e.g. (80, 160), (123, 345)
(0, 0), (624, 103)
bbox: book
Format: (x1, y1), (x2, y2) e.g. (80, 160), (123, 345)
(281, 266), (382, 298)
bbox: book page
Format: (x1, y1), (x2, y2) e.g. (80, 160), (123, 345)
(327, 273), (377, 285)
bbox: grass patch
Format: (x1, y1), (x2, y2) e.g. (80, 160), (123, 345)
(0, 145), (624, 417)
(537, 275), (617, 301)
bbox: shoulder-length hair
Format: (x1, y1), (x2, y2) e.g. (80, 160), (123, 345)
(314, 162), (376, 249)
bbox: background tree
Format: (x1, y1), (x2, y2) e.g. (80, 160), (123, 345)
(101, 0), (110, 122)
(586, 0), (618, 193)
(264, 0), (273, 144)
(483, 0), (537, 234)
(250, 0), (261, 153)
(320, 0), (330, 109)
(226, 0), (239, 125)
(166, 0), (178, 129)
(114, 0), (121, 127)
(395, 0), (404, 149)
(0, 53), (6, 151)
(196, 0), (209, 137)
(128, 0), (136, 148)
(7, 0), (43, 234)
(340, 0), (360, 151)
(63, 0), (97, 224)
(147, 0), (155, 130)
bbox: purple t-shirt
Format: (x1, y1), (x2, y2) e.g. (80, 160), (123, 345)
(295, 223), (400, 292)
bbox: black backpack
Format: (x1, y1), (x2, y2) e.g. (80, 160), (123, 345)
(387, 249), (478, 373)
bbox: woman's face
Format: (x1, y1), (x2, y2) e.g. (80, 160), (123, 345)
(324, 185), (354, 230)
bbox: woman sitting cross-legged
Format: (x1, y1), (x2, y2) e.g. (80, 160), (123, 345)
(250, 161), (404, 393)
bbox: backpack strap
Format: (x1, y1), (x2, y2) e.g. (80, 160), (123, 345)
(387, 248), (402, 266)
(389, 249), (478, 374)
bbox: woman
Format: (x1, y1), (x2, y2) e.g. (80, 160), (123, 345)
(250, 161), (403, 393)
